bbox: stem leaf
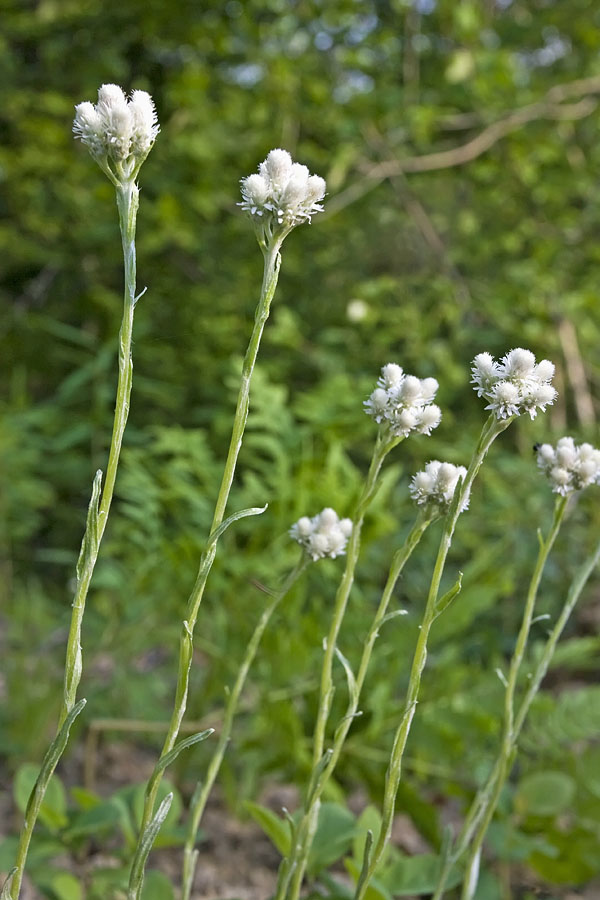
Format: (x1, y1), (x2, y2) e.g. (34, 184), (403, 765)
(155, 730), (214, 774)
(206, 504), (268, 550)
(434, 572), (463, 618)
(75, 471), (102, 584)
(129, 793), (174, 900)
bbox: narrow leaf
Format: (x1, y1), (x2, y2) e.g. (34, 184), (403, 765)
(129, 793), (174, 900)
(206, 505), (267, 549)
(155, 730), (214, 774)
(434, 572), (463, 618)
(76, 471), (102, 583)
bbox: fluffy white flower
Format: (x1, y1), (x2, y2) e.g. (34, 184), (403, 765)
(73, 83), (159, 178)
(535, 437), (600, 495)
(364, 363), (442, 439)
(471, 348), (557, 420)
(240, 149), (326, 238)
(410, 460), (469, 514)
(290, 507), (352, 561)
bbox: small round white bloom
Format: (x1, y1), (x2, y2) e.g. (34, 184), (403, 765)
(578, 460), (598, 484)
(241, 173), (270, 211)
(537, 443), (555, 465)
(555, 441), (577, 468)
(399, 375), (423, 403)
(410, 460), (468, 514)
(420, 377), (439, 401)
(308, 532), (330, 560)
(416, 404), (442, 435)
(295, 516), (312, 537)
(364, 387), (389, 422)
(534, 359), (556, 382)
(305, 174), (327, 204)
(380, 363), (404, 388)
(326, 528), (348, 557)
(317, 508), (339, 531)
(282, 168), (310, 209)
(338, 518), (353, 537)
(73, 83), (159, 178)
(242, 149), (325, 235)
(487, 380), (520, 418)
(578, 443), (596, 460)
(501, 348), (536, 379)
(260, 148), (293, 189)
(395, 408), (419, 434)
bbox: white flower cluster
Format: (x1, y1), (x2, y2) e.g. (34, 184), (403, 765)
(471, 348), (557, 420)
(536, 437), (600, 496)
(289, 508), (353, 561)
(364, 364), (442, 438)
(239, 149), (326, 234)
(409, 460), (470, 514)
(73, 84), (159, 175)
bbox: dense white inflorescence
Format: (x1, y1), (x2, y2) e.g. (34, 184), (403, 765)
(535, 437), (600, 496)
(471, 348), (557, 420)
(364, 363), (442, 438)
(73, 84), (159, 175)
(409, 460), (470, 515)
(239, 149), (326, 234)
(289, 508), (353, 561)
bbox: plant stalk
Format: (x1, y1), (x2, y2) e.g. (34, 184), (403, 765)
(280, 511), (432, 900)
(458, 494), (569, 900)
(354, 414), (511, 900)
(7, 180), (140, 900)
(180, 555), (308, 900)
(133, 239), (283, 843)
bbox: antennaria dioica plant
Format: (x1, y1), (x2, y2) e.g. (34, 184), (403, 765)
(126, 149), (329, 899)
(352, 349), (560, 900)
(1, 84), (159, 900)
(4, 83), (600, 900)
(432, 438), (600, 900)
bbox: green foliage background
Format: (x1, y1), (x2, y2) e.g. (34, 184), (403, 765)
(1, 0), (600, 894)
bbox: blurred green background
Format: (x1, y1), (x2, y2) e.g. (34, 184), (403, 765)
(2, 0), (600, 895)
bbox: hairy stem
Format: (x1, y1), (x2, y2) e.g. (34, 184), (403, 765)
(459, 495), (568, 900)
(181, 556), (308, 900)
(131, 239), (283, 863)
(7, 181), (139, 900)
(279, 512), (432, 900)
(354, 414), (511, 900)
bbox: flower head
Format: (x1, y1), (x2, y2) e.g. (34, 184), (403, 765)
(410, 460), (470, 515)
(364, 364), (441, 439)
(290, 507), (352, 561)
(240, 149), (326, 243)
(471, 349), (557, 420)
(535, 437), (600, 495)
(73, 84), (159, 182)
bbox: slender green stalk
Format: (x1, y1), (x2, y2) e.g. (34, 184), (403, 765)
(132, 239), (283, 846)
(180, 555), (308, 900)
(354, 414), (511, 900)
(276, 430), (406, 900)
(278, 512), (433, 900)
(6, 181), (140, 900)
(459, 495), (569, 900)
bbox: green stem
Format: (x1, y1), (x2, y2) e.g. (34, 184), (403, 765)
(132, 240), (283, 847)
(459, 494), (568, 900)
(7, 181), (139, 900)
(354, 414), (511, 900)
(277, 430), (407, 900)
(279, 512), (432, 900)
(180, 556), (308, 900)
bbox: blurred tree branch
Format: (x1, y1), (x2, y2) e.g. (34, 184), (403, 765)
(326, 76), (600, 217)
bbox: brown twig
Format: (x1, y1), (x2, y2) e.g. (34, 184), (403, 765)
(558, 317), (597, 427)
(324, 77), (600, 218)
